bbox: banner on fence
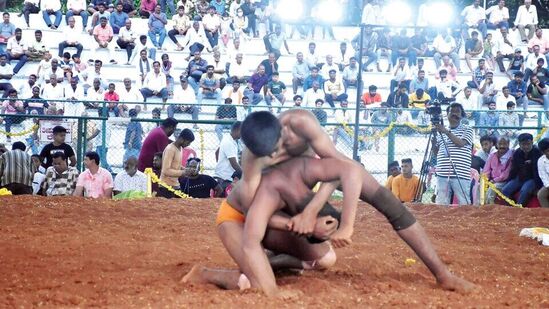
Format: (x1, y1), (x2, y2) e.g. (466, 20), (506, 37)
(39, 120), (75, 143)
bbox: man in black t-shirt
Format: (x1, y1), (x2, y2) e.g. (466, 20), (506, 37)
(39, 126), (76, 169)
(214, 97), (237, 141)
(179, 158), (223, 198)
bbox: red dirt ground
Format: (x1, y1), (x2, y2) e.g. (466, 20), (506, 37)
(0, 196), (548, 308)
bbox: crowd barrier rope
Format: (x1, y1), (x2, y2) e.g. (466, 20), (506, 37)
(0, 124), (38, 137)
(144, 168), (191, 199)
(480, 174), (523, 208)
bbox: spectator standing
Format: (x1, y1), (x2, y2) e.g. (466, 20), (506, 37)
(213, 121), (241, 191)
(536, 138), (549, 207)
(73, 151), (113, 198)
(179, 157), (223, 198)
(433, 103), (474, 205)
(123, 109), (143, 161)
(148, 5), (168, 50)
(501, 133), (542, 205)
(138, 117), (177, 171)
(41, 0), (62, 30)
(66, 0), (88, 30)
(158, 129), (195, 198)
(391, 158), (420, 203)
(113, 157), (148, 195)
(0, 142), (34, 194)
(514, 0), (538, 43)
(482, 136), (513, 204)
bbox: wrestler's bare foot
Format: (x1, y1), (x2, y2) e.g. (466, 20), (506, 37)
(181, 265), (207, 284)
(437, 273), (477, 294)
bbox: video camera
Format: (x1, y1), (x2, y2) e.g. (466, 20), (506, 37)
(425, 100), (443, 125)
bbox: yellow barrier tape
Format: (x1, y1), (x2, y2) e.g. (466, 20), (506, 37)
(199, 128), (205, 173)
(534, 127), (548, 142)
(144, 168), (191, 199)
(480, 174), (522, 208)
(0, 124), (38, 137)
(340, 121), (432, 141)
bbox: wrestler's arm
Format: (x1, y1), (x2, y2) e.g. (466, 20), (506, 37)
(304, 158), (363, 247)
(242, 184), (282, 296)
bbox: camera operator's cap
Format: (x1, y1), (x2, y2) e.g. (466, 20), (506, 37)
(517, 133), (533, 142)
(515, 48), (522, 53)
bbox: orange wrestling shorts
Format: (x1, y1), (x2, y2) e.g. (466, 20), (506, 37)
(216, 199), (245, 226)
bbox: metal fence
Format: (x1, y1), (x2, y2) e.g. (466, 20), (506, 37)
(0, 100), (545, 183)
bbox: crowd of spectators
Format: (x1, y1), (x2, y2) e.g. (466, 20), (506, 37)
(0, 0), (548, 207)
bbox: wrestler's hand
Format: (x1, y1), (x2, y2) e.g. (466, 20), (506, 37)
(286, 211), (317, 236)
(330, 226), (353, 248)
(312, 215), (338, 240)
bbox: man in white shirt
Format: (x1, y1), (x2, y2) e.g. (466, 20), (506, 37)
(304, 42), (321, 70)
(321, 55), (339, 79)
(342, 57), (361, 93)
(58, 17), (83, 58)
(486, 0), (509, 30)
(6, 28), (27, 74)
(433, 30), (461, 72)
(168, 76), (199, 121)
(41, 0), (62, 29)
(455, 86), (480, 111)
(129, 35), (156, 64)
(63, 77), (85, 116)
(65, 0), (88, 30)
(213, 121), (241, 188)
(291, 52), (309, 95)
(18, 74), (37, 99)
(435, 69), (461, 103)
(135, 49), (153, 88)
(117, 19), (137, 65)
(227, 53), (250, 83)
(180, 21), (213, 54)
(495, 85), (516, 110)
(119, 77), (144, 110)
(81, 60), (107, 91)
(202, 6), (221, 48)
(460, 0), (487, 39)
(332, 99), (356, 148)
(85, 78), (105, 109)
(140, 61), (168, 103)
(0, 54), (14, 96)
(514, 0), (538, 43)
(493, 27), (515, 69)
(303, 81), (325, 108)
(113, 156), (147, 195)
(41, 74), (65, 112)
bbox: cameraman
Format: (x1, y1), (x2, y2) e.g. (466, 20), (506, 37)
(432, 103), (474, 205)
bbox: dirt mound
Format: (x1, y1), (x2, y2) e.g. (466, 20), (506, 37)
(0, 196), (548, 307)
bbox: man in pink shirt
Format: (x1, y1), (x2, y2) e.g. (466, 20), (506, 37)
(138, 117), (177, 171)
(93, 17), (118, 64)
(140, 0), (157, 18)
(74, 151), (114, 198)
(482, 136), (513, 204)
(1, 88), (25, 142)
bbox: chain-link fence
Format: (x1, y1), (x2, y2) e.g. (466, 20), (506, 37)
(1, 101), (546, 184)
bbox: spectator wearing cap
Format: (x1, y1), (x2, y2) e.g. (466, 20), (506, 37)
(140, 61), (169, 103)
(324, 69), (347, 109)
(113, 156), (147, 195)
(505, 48), (525, 79)
(148, 4), (168, 50)
(73, 151), (113, 198)
(159, 128), (195, 198)
(138, 117), (177, 171)
(0, 142), (34, 195)
(93, 16), (118, 64)
(179, 157), (223, 198)
(502, 133), (542, 205)
(41, 0), (62, 30)
(41, 152), (79, 196)
(169, 76), (198, 121)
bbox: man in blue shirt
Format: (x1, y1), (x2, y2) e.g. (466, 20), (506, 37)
(507, 71), (527, 110)
(124, 108), (143, 162)
(148, 5), (168, 49)
(302, 66), (324, 92)
(0, 12), (15, 53)
(109, 3), (129, 34)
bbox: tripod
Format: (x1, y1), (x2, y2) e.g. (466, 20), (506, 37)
(414, 123), (469, 204)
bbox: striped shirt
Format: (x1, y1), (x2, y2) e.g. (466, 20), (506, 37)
(436, 124), (474, 180)
(0, 150), (34, 187)
(42, 166), (80, 196)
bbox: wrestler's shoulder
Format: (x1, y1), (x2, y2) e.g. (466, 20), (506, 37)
(279, 109), (315, 122)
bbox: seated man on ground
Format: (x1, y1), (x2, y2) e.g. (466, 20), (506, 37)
(179, 158), (224, 198)
(113, 156), (147, 196)
(41, 152), (80, 196)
